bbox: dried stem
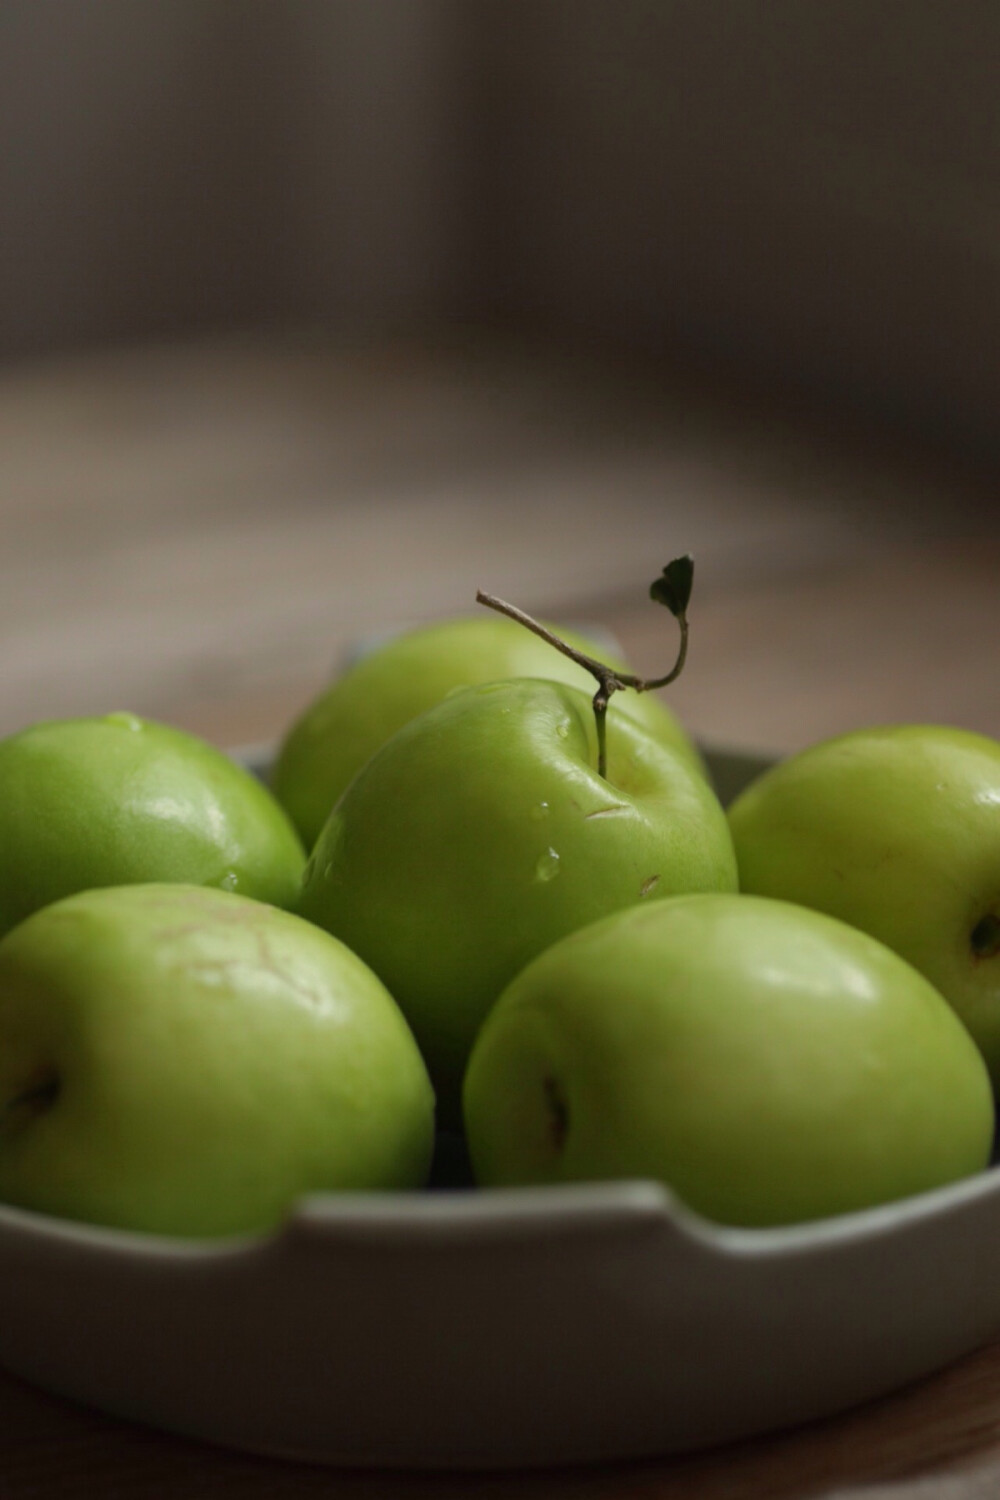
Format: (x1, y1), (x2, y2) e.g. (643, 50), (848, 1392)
(475, 590), (689, 779)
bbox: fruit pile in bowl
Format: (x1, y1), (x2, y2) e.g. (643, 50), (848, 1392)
(0, 559), (996, 1242)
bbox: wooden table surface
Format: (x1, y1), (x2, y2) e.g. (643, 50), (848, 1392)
(1, 332), (999, 1498)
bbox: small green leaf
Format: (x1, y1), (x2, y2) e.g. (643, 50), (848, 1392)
(649, 555), (694, 617)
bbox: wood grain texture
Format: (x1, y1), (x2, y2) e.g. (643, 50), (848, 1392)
(1, 1337), (1000, 1499)
(2, 332), (994, 750)
(0, 333), (998, 1497)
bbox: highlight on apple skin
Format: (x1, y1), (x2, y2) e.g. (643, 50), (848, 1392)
(0, 884), (435, 1239)
(270, 612), (707, 852)
(463, 894), (994, 1228)
(298, 677), (738, 1123)
(0, 713), (307, 942)
(727, 725), (1000, 1085)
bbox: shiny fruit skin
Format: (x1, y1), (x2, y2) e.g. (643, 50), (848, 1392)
(271, 614), (706, 850)
(0, 713), (306, 939)
(464, 893), (994, 1227)
(0, 884), (434, 1238)
(728, 725), (1000, 1082)
(298, 678), (737, 1119)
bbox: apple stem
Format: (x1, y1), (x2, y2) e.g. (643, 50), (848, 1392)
(475, 579), (691, 779)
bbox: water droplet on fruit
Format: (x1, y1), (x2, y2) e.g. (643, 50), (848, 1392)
(531, 802), (550, 821)
(105, 711), (143, 732)
(555, 721), (570, 740)
(534, 848), (561, 883)
(220, 871), (240, 893)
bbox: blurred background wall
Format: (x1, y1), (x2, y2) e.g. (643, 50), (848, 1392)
(474, 1), (1000, 455)
(0, 1), (475, 354)
(0, 1), (280, 353)
(1, 1), (997, 454)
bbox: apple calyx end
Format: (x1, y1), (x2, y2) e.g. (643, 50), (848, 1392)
(971, 913), (1000, 962)
(1, 1064), (61, 1139)
(543, 1074), (569, 1153)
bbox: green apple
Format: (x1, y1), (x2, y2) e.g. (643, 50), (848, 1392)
(463, 893), (994, 1226)
(298, 677), (737, 1120)
(0, 713), (306, 940)
(270, 613), (706, 850)
(727, 726), (1000, 1083)
(0, 883), (434, 1238)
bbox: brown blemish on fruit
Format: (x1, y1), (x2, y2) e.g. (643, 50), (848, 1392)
(640, 875), (660, 898)
(584, 804), (629, 820)
(183, 930), (326, 1010)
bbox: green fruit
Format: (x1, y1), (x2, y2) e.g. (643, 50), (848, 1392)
(298, 678), (737, 1120)
(727, 725), (1000, 1083)
(463, 894), (994, 1226)
(0, 713), (306, 939)
(0, 884), (434, 1238)
(271, 614), (706, 850)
